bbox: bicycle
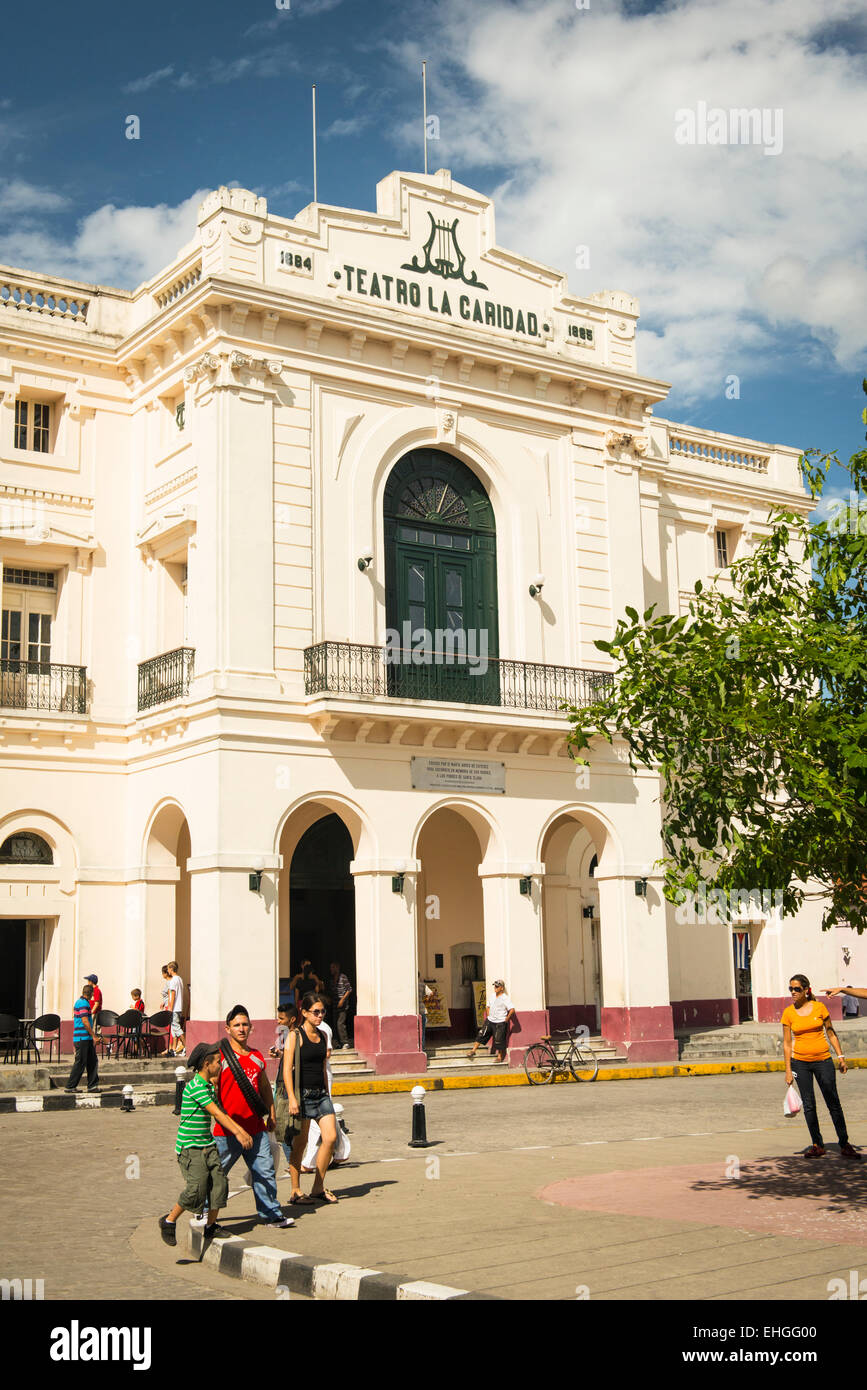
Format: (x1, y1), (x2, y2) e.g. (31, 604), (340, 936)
(524, 1027), (599, 1084)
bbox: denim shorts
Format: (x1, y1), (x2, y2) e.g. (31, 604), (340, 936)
(301, 1088), (335, 1121)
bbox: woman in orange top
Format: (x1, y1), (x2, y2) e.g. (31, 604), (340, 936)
(782, 974), (861, 1159)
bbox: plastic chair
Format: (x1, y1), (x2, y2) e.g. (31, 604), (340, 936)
(30, 1013), (61, 1063)
(95, 1009), (120, 1058)
(114, 1009), (144, 1059)
(144, 1009), (172, 1057)
(0, 1014), (20, 1064)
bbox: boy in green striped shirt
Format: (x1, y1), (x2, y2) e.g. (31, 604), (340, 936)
(159, 1040), (253, 1247)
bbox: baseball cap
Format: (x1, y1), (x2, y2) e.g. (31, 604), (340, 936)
(493, 979), (505, 988)
(85, 974), (98, 984)
(188, 1041), (222, 1073)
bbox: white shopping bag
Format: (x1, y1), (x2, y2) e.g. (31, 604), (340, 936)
(783, 1082), (803, 1117)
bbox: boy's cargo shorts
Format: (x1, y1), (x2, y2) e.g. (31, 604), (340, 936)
(176, 1143), (229, 1213)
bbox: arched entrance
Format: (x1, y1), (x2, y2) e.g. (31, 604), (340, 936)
(541, 814), (607, 1034)
(416, 805), (490, 1042)
(144, 803), (191, 1001)
(384, 448), (499, 704)
(288, 814), (356, 996)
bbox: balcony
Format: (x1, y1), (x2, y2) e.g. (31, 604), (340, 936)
(0, 660), (87, 713)
(304, 642), (612, 714)
(137, 647), (195, 712)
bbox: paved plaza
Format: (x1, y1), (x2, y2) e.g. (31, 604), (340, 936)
(3, 1072), (867, 1303)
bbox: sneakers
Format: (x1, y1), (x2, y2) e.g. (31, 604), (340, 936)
(840, 1142), (863, 1160)
(159, 1215), (177, 1247)
(262, 1216), (296, 1229)
(804, 1143), (826, 1157)
(203, 1223), (226, 1239)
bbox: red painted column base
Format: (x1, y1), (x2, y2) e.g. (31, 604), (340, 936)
(354, 1015), (428, 1075)
(601, 1005), (678, 1062)
(506, 1009), (550, 1067)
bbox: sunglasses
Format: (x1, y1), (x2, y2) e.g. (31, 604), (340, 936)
(788, 986), (805, 993)
(309, 1008), (325, 1016)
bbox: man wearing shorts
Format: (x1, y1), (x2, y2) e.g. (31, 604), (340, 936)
(166, 960), (185, 1057)
(467, 979), (515, 1065)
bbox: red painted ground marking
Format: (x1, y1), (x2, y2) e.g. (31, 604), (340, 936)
(540, 1156), (867, 1245)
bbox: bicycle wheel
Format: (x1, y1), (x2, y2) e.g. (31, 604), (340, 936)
(524, 1043), (557, 1084)
(568, 1045), (599, 1082)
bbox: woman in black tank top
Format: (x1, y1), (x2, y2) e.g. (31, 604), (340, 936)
(282, 992), (339, 1204)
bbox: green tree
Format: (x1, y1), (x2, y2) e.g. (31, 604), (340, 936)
(566, 384), (867, 932)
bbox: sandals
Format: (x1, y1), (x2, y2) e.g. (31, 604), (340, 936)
(311, 1189), (339, 1204)
(289, 1192), (315, 1205)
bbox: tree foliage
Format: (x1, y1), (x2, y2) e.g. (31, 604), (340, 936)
(566, 383), (867, 932)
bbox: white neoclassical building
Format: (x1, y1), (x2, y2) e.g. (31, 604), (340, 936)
(1, 168), (861, 1068)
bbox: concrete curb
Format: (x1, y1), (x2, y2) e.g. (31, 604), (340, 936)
(0, 1088), (178, 1114)
(186, 1223), (502, 1300)
(2, 1057), (865, 1112)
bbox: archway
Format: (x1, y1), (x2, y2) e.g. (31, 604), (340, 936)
(540, 812), (611, 1034)
(416, 805), (491, 1042)
(288, 814), (356, 1002)
(143, 802), (191, 1008)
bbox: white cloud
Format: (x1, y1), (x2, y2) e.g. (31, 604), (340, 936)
(123, 65), (174, 94)
(0, 181), (70, 216)
(0, 190), (208, 289)
(390, 0), (867, 404)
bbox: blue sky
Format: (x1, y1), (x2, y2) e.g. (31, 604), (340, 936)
(2, 0), (865, 504)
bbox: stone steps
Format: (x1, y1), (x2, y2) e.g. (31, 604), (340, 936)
(424, 1035), (628, 1072)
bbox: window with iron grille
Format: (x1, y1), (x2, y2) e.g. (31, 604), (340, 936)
(715, 529), (730, 568)
(14, 399), (52, 453)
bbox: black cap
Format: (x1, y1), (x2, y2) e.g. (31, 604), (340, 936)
(188, 1041), (222, 1073)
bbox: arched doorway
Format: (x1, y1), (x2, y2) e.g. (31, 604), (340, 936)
(416, 806), (488, 1042)
(0, 832), (54, 1017)
(144, 804), (191, 1002)
(284, 814), (356, 1019)
(384, 448), (499, 704)
(541, 815), (606, 1033)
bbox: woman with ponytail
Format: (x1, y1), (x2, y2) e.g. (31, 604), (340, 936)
(782, 975), (861, 1159)
(282, 992), (339, 1204)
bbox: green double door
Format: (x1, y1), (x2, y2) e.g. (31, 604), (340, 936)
(390, 531), (499, 705)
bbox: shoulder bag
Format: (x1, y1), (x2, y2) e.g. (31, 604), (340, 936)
(283, 1030), (304, 1146)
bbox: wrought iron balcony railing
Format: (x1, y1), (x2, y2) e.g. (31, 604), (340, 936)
(137, 647), (195, 712)
(304, 642), (613, 714)
(0, 660), (87, 713)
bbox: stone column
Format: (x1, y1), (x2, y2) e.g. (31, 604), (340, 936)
(185, 854), (281, 1052)
(479, 861), (548, 1064)
(350, 858), (427, 1075)
(595, 871), (676, 1061)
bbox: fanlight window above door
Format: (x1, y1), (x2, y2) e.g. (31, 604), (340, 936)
(397, 477), (470, 527)
(0, 832), (53, 864)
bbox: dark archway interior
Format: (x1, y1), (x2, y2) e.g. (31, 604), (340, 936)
(0, 920), (26, 1015)
(289, 814), (356, 1007)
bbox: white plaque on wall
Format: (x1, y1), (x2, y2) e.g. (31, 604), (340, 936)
(411, 756), (506, 794)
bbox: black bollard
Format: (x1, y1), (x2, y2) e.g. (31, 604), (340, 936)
(172, 1065), (187, 1116)
(408, 1084), (430, 1148)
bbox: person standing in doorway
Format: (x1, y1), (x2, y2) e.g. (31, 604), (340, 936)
(418, 975), (433, 1050)
(166, 961), (186, 1058)
(329, 962), (352, 1049)
(213, 1005), (294, 1229)
(783, 974), (861, 1159)
(467, 980), (515, 1065)
(64, 983), (99, 1092)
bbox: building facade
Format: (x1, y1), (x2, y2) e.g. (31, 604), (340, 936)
(0, 168), (858, 1068)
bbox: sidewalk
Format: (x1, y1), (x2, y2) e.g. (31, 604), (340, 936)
(143, 1073), (867, 1300)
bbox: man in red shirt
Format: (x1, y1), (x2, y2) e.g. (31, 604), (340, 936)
(84, 974), (103, 1038)
(211, 1005), (294, 1229)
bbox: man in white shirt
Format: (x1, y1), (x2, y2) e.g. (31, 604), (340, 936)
(166, 960), (186, 1057)
(467, 979), (515, 1065)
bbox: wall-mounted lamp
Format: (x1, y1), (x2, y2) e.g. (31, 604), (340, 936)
(392, 860), (407, 894)
(529, 573), (546, 598)
(519, 862), (534, 896)
(357, 545), (374, 572)
(582, 905), (595, 919)
(634, 877), (648, 898)
(249, 857), (265, 893)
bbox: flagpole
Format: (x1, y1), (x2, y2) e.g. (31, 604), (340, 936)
(422, 60), (428, 175)
(312, 85), (318, 203)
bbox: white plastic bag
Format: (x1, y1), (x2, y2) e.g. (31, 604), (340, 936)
(783, 1082), (803, 1117)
